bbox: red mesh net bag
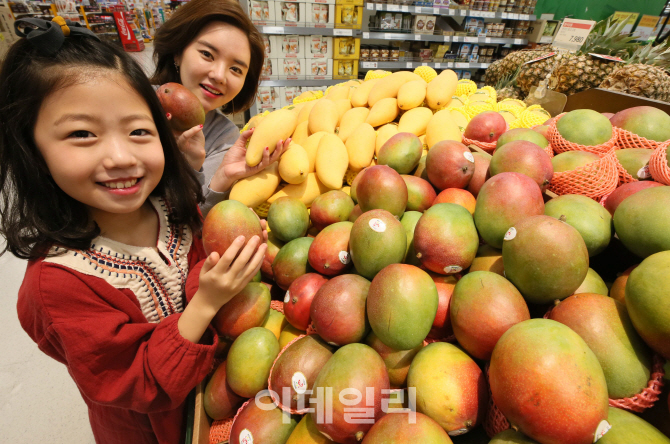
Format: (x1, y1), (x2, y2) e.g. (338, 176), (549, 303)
(548, 151), (619, 202)
(548, 114), (618, 156)
(424, 334), (456, 344)
(483, 363), (511, 438)
(609, 355), (666, 413)
(463, 136), (497, 153)
(267, 334), (312, 414)
(616, 126), (665, 150)
(270, 300), (284, 314)
(544, 144), (554, 158)
(649, 141), (670, 185)
(209, 416), (234, 444)
(306, 322), (318, 335)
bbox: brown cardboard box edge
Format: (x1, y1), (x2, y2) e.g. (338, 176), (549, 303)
(193, 382), (212, 444)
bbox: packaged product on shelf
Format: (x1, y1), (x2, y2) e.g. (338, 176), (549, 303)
(335, 5), (362, 28)
(360, 46), (370, 60)
(334, 37), (360, 59)
(463, 17), (484, 34)
(307, 59), (333, 79)
(433, 0), (451, 8)
(308, 3), (335, 26)
(454, 69), (462, 79)
(282, 58), (304, 77)
(335, 0), (363, 5)
(275, 1), (306, 25)
(420, 48), (433, 61)
(370, 46), (380, 61)
(425, 16), (436, 34)
(306, 35), (333, 58)
(462, 70), (472, 80)
(281, 35), (305, 58)
(249, 0), (274, 23)
(260, 58), (278, 79)
(279, 86), (302, 107)
(413, 15), (427, 34)
(380, 47), (390, 61)
(458, 43), (472, 61)
(333, 59), (358, 79)
(391, 48), (400, 61)
(257, 86), (280, 109)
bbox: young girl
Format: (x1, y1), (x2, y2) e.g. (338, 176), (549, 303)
(0, 18), (266, 444)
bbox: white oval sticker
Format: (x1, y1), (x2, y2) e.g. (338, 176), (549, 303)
(594, 420), (611, 442)
(504, 227), (517, 241)
(463, 151), (475, 163)
(284, 291), (290, 303)
(444, 265), (463, 274)
(338, 250), (350, 264)
(239, 429), (254, 444)
(369, 218), (386, 233)
(448, 428), (469, 436)
(637, 165), (651, 179)
(292, 371), (308, 394)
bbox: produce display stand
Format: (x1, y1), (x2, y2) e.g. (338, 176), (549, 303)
(186, 382), (210, 444)
(564, 88), (670, 115)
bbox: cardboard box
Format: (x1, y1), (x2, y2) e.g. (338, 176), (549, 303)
(333, 37), (360, 59)
(335, 5), (362, 29)
(305, 35), (334, 59)
(307, 3), (335, 26)
(336, 0), (364, 5)
(333, 59), (358, 79)
(275, 1), (307, 26)
(248, 0), (276, 24)
(259, 58), (279, 80)
(306, 58), (333, 79)
(280, 58), (305, 78)
(527, 19), (560, 43)
(277, 34), (306, 58)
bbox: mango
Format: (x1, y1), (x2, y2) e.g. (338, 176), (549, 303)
(378, 132), (423, 174)
(398, 106), (434, 136)
(549, 293), (653, 399)
(489, 319), (609, 444)
(287, 413), (336, 444)
(366, 97), (400, 127)
(362, 412), (453, 444)
(261, 232), (284, 280)
(267, 197), (310, 242)
(463, 111), (507, 143)
(599, 406), (670, 444)
(414, 203), (479, 275)
(302, 131), (328, 172)
(350, 209), (407, 279)
(451, 271), (530, 360)
(397, 80), (427, 110)
(401, 175), (436, 213)
(346, 123), (377, 170)
(269, 172), (330, 207)
(425, 140), (474, 190)
(551, 150), (600, 172)
(426, 69), (458, 110)
(338, 107), (370, 142)
(316, 133), (349, 189)
(502, 215), (589, 304)
(279, 323), (306, 349)
(496, 127), (550, 150)
(279, 143), (310, 184)
(326, 84), (350, 101)
(474, 172), (544, 249)
(202, 199), (264, 256)
(351, 78), (380, 107)
(469, 244), (504, 276)
(613, 186), (670, 257)
(247, 108), (298, 166)
(204, 361), (245, 420)
(604, 181), (664, 216)
(433, 188), (476, 215)
(291, 120), (310, 147)
(311, 344), (389, 443)
(425, 109), (462, 148)
(365, 331), (423, 389)
(356, 165), (408, 218)
(284, 273), (328, 331)
(272, 237), (314, 290)
(308, 98), (339, 134)
(262, 308), (287, 340)
(400, 210), (422, 267)
(310, 190), (355, 230)
(229, 162), (280, 208)
(616, 148), (653, 180)
(308, 221), (354, 276)
(376, 123), (400, 155)
(226, 327), (280, 398)
(368, 71), (418, 107)
(544, 194), (612, 257)
(427, 282), (455, 340)
(489, 430), (539, 444)
(367, 263), (438, 350)
(626, 250), (670, 359)
(556, 109), (613, 146)
(156, 82), (205, 131)
(228, 395), (298, 444)
(574, 268), (609, 295)
(334, 98), (352, 125)
(610, 106), (670, 142)
(489, 140), (553, 191)
(408, 342), (488, 435)
(467, 151), (492, 197)
(212, 282), (271, 340)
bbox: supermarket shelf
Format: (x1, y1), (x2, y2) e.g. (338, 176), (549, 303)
(260, 79), (345, 87)
(359, 61), (491, 69)
(364, 3), (536, 20)
(363, 32), (527, 44)
(255, 25), (361, 36)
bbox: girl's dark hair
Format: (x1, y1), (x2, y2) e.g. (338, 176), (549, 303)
(151, 0), (264, 114)
(0, 37), (203, 260)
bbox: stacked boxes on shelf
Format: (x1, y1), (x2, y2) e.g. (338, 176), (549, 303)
(333, 0), (361, 79)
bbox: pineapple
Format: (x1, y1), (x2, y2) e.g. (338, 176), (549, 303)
(600, 42), (670, 102)
(494, 65), (524, 101)
(484, 48), (552, 87)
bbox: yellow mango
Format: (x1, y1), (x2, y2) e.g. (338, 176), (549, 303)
(398, 106), (434, 136)
(316, 134), (349, 189)
(268, 172), (329, 207)
(376, 123), (399, 155)
(291, 120), (310, 146)
(351, 78), (380, 107)
(246, 113), (264, 131)
(261, 310), (286, 340)
(397, 80), (427, 110)
(367, 72), (409, 107)
(420, 137), (428, 151)
(326, 84), (350, 101)
(287, 101), (306, 117)
(308, 98), (339, 134)
(338, 107), (370, 142)
(334, 98), (353, 125)
(450, 109), (470, 132)
(395, 71), (425, 83)
(297, 99), (319, 124)
(230, 163), (280, 208)
(366, 97), (399, 128)
(425, 108), (462, 149)
(426, 69), (459, 110)
(346, 123), (376, 171)
(279, 143), (310, 184)
(246, 109), (297, 166)
(302, 131), (328, 172)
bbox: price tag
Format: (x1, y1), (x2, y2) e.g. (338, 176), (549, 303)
(414, 34), (422, 40)
(460, 9), (467, 15)
(435, 63), (442, 68)
(264, 26), (284, 34)
(363, 32), (370, 38)
(520, 14), (529, 20)
(334, 29), (353, 36)
(483, 11), (495, 18)
(455, 62), (468, 68)
(422, 62), (428, 66)
(406, 62), (413, 68)
(552, 18), (596, 52)
(443, 36), (451, 42)
(484, 37), (492, 43)
(464, 36), (478, 42)
(361, 62), (378, 68)
(513, 38), (525, 44)
(511, 13), (519, 19)
(376, 2), (382, 9)
(500, 12), (508, 18)
(387, 4), (399, 11)
(433, 8), (439, 14)
(366, 3), (374, 10)
(447, 62), (455, 68)
(540, 35), (553, 44)
(385, 33), (397, 39)
(447, 9), (455, 15)
(401, 6), (409, 12)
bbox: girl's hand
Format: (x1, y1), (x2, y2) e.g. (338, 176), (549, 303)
(168, 113), (206, 171)
(209, 129), (290, 193)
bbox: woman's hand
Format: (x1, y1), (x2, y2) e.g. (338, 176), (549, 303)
(168, 113), (206, 171)
(209, 128), (290, 193)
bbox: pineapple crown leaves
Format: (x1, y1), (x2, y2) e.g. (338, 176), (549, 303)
(578, 17), (637, 57)
(495, 64), (523, 90)
(624, 40), (670, 68)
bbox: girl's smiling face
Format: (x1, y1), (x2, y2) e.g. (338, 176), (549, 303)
(175, 21), (251, 113)
(33, 72), (165, 224)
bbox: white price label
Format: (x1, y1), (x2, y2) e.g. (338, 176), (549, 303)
(511, 13), (519, 19)
(414, 34), (422, 40)
(464, 36), (478, 42)
(455, 62), (468, 68)
(406, 62), (413, 68)
(513, 38), (525, 44)
(447, 62), (454, 67)
(552, 18), (596, 52)
(366, 3), (374, 9)
(385, 33), (396, 39)
(481, 11), (495, 18)
(363, 32), (370, 38)
(264, 26), (284, 33)
(460, 9), (467, 15)
(361, 61), (378, 68)
(435, 63), (442, 68)
(433, 7), (439, 14)
(452, 36), (461, 42)
(376, 2), (382, 9)
(540, 35), (554, 43)
(401, 5), (409, 12)
(334, 29), (352, 36)
(485, 37), (492, 43)
(387, 4), (399, 11)
(500, 12), (507, 18)
(520, 14), (529, 20)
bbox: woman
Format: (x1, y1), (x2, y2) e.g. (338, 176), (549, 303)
(152, 0), (287, 214)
